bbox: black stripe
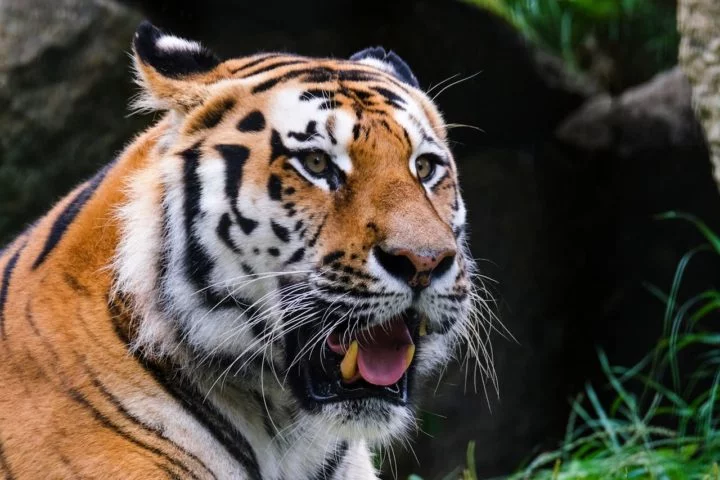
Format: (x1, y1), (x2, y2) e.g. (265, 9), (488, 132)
(268, 174), (283, 201)
(182, 145), (208, 272)
(252, 67), (339, 94)
(236, 215), (259, 235)
(300, 89), (336, 102)
(160, 465), (184, 480)
(312, 441), (347, 480)
(370, 86), (406, 108)
(321, 251), (344, 265)
(217, 213), (242, 254)
(229, 54), (283, 74)
(238, 60), (307, 79)
(236, 111), (266, 133)
(33, 164), (111, 269)
(270, 221), (290, 243)
(64, 273), (91, 295)
(181, 144), (217, 304)
(83, 365), (213, 480)
(270, 130), (291, 163)
(402, 127), (413, 150)
(215, 143), (258, 236)
(251, 392), (276, 439)
(287, 121), (319, 142)
(0, 243), (25, 339)
(285, 248), (305, 265)
(58, 453), (84, 480)
(438, 314), (458, 334)
(216, 144), (249, 202)
(308, 215), (327, 248)
(187, 98), (236, 134)
(24, 299), (41, 336)
(0, 438), (15, 480)
(66, 387), (193, 478)
(318, 99), (341, 110)
(133, 359), (263, 480)
(337, 70), (383, 82)
(430, 171), (451, 193)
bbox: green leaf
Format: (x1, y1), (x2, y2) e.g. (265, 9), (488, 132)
(655, 211), (720, 255)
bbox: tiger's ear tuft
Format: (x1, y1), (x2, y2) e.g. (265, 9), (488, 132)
(350, 47), (420, 88)
(131, 21), (222, 113)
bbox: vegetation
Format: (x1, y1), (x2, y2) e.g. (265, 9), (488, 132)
(411, 212), (720, 480)
(468, 0), (679, 91)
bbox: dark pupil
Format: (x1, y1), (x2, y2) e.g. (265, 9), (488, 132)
(308, 154), (325, 171)
(418, 159), (429, 177)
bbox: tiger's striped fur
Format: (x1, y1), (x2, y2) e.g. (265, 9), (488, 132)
(0, 22), (488, 479)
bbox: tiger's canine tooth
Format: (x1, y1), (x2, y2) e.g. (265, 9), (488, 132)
(405, 344), (416, 368)
(340, 340), (359, 381)
(419, 317), (428, 336)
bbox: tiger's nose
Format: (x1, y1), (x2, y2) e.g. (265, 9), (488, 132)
(373, 246), (456, 290)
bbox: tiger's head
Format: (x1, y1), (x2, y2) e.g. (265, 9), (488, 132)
(117, 22), (486, 445)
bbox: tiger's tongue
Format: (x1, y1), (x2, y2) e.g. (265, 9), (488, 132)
(337, 318), (414, 387)
(357, 341), (412, 386)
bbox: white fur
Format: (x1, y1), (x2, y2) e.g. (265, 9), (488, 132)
(356, 57), (401, 80)
(156, 35), (204, 53)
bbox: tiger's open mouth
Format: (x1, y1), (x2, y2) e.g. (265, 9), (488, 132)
(295, 309), (429, 406)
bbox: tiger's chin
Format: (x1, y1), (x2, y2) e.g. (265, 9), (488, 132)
(313, 398), (415, 444)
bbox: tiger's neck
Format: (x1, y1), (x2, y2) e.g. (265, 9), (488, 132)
(112, 292), (370, 480)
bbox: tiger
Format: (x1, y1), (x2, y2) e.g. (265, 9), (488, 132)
(0, 21), (488, 480)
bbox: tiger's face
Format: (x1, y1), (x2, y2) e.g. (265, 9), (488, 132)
(121, 23), (479, 445)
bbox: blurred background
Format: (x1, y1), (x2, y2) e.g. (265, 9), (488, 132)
(2, 0), (720, 478)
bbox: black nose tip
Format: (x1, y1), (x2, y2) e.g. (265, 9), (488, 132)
(373, 246), (456, 289)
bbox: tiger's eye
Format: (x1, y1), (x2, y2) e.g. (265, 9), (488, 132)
(303, 151), (330, 175)
(415, 155), (434, 180)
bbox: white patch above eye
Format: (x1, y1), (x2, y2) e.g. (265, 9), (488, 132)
(332, 153), (353, 175)
(269, 88), (331, 140)
(356, 57), (398, 79)
(155, 35), (203, 53)
(394, 100), (431, 133)
(268, 88), (357, 181)
(328, 109), (356, 151)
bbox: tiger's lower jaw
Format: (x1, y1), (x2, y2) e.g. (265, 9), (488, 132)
(284, 309), (427, 442)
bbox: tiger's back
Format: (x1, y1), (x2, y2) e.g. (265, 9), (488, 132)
(0, 123), (216, 478)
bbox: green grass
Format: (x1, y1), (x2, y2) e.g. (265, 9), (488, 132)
(466, 0), (678, 90)
(411, 213), (720, 479)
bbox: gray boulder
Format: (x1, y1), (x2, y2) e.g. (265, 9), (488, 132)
(0, 0), (145, 243)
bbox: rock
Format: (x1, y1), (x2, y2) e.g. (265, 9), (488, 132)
(556, 67), (704, 156)
(678, 0), (720, 189)
(0, 0), (145, 243)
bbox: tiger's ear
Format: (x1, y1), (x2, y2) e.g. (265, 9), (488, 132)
(350, 47), (420, 88)
(132, 21), (223, 113)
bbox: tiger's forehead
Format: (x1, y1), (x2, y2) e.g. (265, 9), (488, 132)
(258, 88), (444, 173)
(222, 54), (446, 148)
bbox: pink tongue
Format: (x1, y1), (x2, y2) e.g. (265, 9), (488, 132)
(356, 319), (413, 387)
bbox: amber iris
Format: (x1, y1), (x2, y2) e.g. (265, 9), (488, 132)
(303, 151), (330, 174)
